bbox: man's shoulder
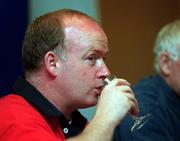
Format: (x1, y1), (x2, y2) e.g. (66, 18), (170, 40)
(133, 74), (166, 97)
(132, 75), (166, 113)
(0, 94), (64, 141)
(134, 75), (159, 88)
(0, 94), (44, 122)
(0, 94), (33, 110)
(133, 75), (159, 97)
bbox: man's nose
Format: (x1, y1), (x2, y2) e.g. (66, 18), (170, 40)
(97, 61), (111, 79)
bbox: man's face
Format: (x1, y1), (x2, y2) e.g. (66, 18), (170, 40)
(58, 25), (110, 109)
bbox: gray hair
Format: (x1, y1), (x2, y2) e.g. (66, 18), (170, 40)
(154, 20), (180, 72)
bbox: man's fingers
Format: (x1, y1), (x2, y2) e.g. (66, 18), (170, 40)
(126, 93), (139, 116)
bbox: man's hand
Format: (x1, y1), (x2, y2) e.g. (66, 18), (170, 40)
(95, 78), (139, 127)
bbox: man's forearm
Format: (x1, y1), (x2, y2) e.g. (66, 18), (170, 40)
(67, 115), (116, 141)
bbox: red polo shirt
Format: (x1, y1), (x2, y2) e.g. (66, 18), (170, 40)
(0, 77), (87, 141)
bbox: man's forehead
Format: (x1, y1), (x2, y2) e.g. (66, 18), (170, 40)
(63, 15), (104, 33)
(88, 43), (109, 54)
(63, 17), (108, 54)
(80, 36), (109, 56)
(64, 25), (107, 44)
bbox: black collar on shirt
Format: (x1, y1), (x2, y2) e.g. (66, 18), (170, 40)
(12, 76), (87, 138)
(12, 76), (62, 117)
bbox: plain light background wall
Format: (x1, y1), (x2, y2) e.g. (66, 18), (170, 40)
(28, 0), (100, 22)
(28, 0), (100, 121)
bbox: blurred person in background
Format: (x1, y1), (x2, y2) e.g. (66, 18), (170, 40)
(113, 20), (180, 141)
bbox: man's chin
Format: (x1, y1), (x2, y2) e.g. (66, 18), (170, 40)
(79, 101), (97, 109)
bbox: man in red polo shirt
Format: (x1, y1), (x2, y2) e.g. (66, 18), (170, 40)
(0, 9), (138, 141)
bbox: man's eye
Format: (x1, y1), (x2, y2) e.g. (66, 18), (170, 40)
(87, 55), (96, 65)
(88, 55), (95, 61)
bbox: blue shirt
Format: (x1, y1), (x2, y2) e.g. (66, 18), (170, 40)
(113, 74), (180, 141)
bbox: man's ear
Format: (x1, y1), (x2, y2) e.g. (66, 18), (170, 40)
(159, 52), (171, 76)
(44, 51), (60, 77)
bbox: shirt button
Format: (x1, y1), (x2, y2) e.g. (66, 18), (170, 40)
(63, 128), (69, 134)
